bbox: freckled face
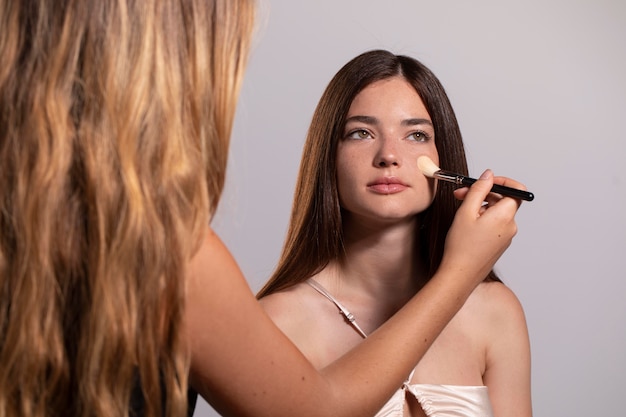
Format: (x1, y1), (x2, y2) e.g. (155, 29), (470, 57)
(337, 76), (439, 223)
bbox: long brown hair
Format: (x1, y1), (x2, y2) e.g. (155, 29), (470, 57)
(0, 1), (254, 416)
(258, 49), (498, 299)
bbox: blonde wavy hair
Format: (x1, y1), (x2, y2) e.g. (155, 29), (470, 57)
(0, 0), (254, 416)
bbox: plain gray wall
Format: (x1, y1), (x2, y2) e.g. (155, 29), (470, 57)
(198, 0), (626, 416)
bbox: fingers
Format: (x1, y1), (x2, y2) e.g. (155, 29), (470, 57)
(454, 169), (495, 216)
(441, 169), (523, 286)
(454, 169), (522, 249)
(453, 172), (527, 209)
(492, 175), (527, 192)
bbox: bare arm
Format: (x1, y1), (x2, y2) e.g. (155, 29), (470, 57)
(186, 170), (523, 417)
(482, 284), (532, 417)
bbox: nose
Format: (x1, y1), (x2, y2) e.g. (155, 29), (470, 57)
(373, 137), (399, 167)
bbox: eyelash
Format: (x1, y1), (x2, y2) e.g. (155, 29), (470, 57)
(345, 129), (372, 140)
(410, 130), (432, 142)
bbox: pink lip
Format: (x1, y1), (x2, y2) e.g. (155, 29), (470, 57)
(367, 177), (408, 194)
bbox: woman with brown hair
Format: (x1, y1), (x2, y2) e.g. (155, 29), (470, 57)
(259, 50), (532, 417)
(0, 1), (523, 416)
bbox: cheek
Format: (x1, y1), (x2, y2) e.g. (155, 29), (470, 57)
(419, 148), (439, 203)
(336, 163), (355, 207)
(336, 149), (362, 209)
(429, 178), (438, 204)
(336, 147), (354, 185)
(415, 170), (437, 206)
(424, 146), (439, 167)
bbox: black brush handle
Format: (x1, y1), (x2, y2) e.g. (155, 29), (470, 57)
(459, 176), (535, 201)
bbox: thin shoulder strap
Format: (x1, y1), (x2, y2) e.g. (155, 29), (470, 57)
(307, 279), (416, 385)
(306, 278), (368, 339)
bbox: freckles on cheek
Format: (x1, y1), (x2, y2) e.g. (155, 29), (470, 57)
(336, 151), (358, 182)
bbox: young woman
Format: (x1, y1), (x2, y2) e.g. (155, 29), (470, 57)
(0, 1), (524, 415)
(258, 50), (532, 417)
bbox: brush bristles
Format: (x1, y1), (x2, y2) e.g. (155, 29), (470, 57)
(417, 155), (440, 178)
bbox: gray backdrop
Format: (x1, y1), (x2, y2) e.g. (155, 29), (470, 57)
(198, 0), (626, 416)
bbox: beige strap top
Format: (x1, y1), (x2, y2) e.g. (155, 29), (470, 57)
(306, 278), (495, 417)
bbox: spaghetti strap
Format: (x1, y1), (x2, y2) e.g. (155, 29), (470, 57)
(306, 279), (416, 387)
(306, 278), (368, 339)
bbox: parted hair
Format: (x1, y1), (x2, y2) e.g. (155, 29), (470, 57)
(257, 49), (499, 299)
(0, 0), (254, 416)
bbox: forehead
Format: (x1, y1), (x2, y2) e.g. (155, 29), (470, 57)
(347, 76), (429, 118)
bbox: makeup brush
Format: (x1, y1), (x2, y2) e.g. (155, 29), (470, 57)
(417, 156), (534, 202)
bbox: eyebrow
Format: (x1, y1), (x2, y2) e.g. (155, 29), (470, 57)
(345, 115), (378, 125)
(344, 115), (433, 127)
(402, 118), (433, 127)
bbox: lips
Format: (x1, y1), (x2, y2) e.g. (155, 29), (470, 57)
(367, 177), (408, 194)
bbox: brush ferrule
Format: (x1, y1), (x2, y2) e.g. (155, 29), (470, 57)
(434, 170), (465, 185)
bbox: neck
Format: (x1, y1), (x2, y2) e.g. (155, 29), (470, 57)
(312, 216), (427, 332)
(330, 214), (427, 303)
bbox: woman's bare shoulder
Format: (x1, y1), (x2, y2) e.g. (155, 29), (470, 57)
(473, 280), (525, 311)
(465, 280), (528, 336)
(474, 282), (532, 416)
(259, 283), (316, 326)
(259, 282), (344, 366)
